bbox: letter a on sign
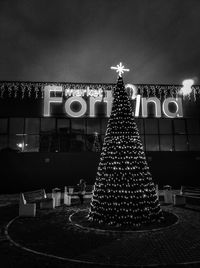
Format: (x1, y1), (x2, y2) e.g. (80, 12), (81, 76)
(162, 98), (183, 118)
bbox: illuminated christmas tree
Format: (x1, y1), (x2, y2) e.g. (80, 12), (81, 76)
(88, 63), (162, 227)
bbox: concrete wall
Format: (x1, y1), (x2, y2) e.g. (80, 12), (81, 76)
(0, 151), (199, 194)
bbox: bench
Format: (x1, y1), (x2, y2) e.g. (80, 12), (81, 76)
(173, 186), (200, 206)
(19, 189), (55, 217)
(64, 185), (94, 206)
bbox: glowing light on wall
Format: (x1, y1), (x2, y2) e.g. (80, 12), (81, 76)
(125, 84), (138, 99)
(17, 143), (23, 148)
(17, 142), (28, 152)
(179, 79), (194, 96)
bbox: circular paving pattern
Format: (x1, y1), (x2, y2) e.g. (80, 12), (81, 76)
(5, 205), (200, 267)
(69, 208), (179, 234)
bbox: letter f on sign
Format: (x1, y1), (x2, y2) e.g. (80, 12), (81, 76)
(43, 86), (63, 116)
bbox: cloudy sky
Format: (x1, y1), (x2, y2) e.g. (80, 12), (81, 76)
(0, 0), (200, 84)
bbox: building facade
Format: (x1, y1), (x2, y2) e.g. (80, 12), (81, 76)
(0, 81), (200, 193)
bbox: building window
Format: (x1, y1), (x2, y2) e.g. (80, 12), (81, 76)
(1, 116), (200, 153)
(0, 118), (8, 134)
(160, 135), (173, 151)
(144, 119), (158, 134)
(101, 118), (109, 134)
(24, 135), (39, 152)
(86, 134), (103, 152)
(70, 119), (86, 151)
(86, 118), (101, 134)
(145, 135), (159, 151)
(71, 119), (86, 134)
(188, 135), (200, 151)
(0, 135), (8, 150)
(9, 118), (24, 134)
(174, 119), (186, 134)
(57, 119), (70, 134)
(25, 118), (40, 134)
(174, 135), (188, 151)
(159, 119), (172, 134)
(70, 135), (85, 152)
(41, 118), (56, 132)
(57, 119), (71, 152)
(186, 119), (200, 134)
(9, 134), (26, 152)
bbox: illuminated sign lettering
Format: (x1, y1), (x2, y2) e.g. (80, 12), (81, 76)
(103, 90), (113, 117)
(141, 97), (162, 117)
(43, 85), (183, 118)
(162, 97), (183, 118)
(44, 86), (62, 117)
(89, 97), (103, 117)
(65, 97), (87, 117)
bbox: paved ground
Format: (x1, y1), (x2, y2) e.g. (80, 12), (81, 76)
(0, 196), (200, 267)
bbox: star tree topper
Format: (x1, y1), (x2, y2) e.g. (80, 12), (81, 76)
(110, 62), (130, 77)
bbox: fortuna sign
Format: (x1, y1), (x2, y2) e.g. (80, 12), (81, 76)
(43, 85), (183, 118)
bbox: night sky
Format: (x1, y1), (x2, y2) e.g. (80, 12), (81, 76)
(0, 0), (200, 84)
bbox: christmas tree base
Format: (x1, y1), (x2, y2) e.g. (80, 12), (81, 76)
(69, 208), (179, 233)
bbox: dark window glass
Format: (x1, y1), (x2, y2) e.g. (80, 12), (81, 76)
(101, 135), (105, 145)
(57, 119), (70, 134)
(159, 119), (172, 134)
(86, 118), (101, 134)
(9, 118), (24, 134)
(39, 132), (59, 152)
(101, 119), (109, 134)
(39, 133), (51, 152)
(174, 135), (188, 151)
(0, 135), (8, 150)
(174, 119), (186, 134)
(41, 118), (56, 132)
(186, 119), (200, 134)
(59, 133), (71, 152)
(24, 135), (39, 152)
(160, 135), (173, 151)
(9, 134), (26, 151)
(86, 133), (102, 152)
(70, 134), (85, 152)
(57, 119), (71, 152)
(0, 118), (8, 133)
(25, 118), (40, 134)
(135, 119), (144, 134)
(145, 135), (159, 151)
(144, 119), (158, 134)
(188, 135), (200, 151)
(71, 119), (85, 134)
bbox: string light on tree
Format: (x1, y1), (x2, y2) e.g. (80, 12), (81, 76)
(88, 63), (163, 227)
